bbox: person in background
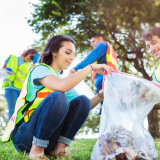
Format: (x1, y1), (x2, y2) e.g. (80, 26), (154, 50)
(142, 27), (160, 84)
(70, 32), (118, 114)
(2, 49), (39, 120)
(2, 35), (113, 160)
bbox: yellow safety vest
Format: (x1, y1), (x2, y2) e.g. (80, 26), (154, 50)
(155, 64), (160, 82)
(2, 63), (60, 142)
(2, 55), (32, 89)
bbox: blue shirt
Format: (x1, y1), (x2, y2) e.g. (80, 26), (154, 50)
(30, 65), (79, 102)
(73, 41), (108, 88)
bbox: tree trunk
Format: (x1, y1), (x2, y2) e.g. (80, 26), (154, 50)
(148, 103), (160, 138)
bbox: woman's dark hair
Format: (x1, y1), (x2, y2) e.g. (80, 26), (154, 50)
(142, 27), (160, 41)
(39, 35), (74, 65)
(22, 49), (38, 57)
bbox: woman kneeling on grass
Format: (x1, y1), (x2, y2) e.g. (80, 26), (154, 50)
(2, 35), (113, 160)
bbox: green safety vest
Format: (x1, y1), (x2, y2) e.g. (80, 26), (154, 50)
(155, 64), (160, 83)
(2, 63), (60, 142)
(2, 55), (32, 89)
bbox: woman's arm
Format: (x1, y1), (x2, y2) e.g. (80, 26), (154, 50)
(90, 90), (104, 109)
(40, 64), (112, 92)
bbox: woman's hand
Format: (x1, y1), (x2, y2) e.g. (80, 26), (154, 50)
(91, 64), (113, 76)
(98, 89), (104, 99)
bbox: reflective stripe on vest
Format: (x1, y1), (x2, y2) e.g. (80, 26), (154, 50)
(2, 63), (59, 142)
(13, 62), (32, 89)
(2, 55), (18, 88)
(91, 41), (118, 82)
(24, 87), (53, 123)
(106, 41), (118, 70)
(155, 64), (160, 82)
(2, 55), (32, 89)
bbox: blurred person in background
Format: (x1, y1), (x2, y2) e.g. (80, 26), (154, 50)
(70, 32), (118, 114)
(1, 49), (39, 120)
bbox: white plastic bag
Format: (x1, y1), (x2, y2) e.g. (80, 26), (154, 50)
(91, 71), (160, 160)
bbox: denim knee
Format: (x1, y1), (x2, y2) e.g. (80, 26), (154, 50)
(76, 95), (91, 112)
(46, 91), (70, 113)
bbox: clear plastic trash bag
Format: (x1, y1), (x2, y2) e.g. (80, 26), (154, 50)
(91, 71), (160, 160)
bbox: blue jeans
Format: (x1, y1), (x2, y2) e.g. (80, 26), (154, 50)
(12, 91), (91, 155)
(4, 88), (21, 121)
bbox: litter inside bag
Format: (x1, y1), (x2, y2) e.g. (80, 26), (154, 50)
(91, 71), (160, 160)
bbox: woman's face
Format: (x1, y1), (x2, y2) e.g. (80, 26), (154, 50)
(52, 41), (75, 70)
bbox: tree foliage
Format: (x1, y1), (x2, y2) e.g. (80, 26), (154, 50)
(29, 0), (160, 79)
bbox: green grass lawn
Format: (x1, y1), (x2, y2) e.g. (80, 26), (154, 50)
(0, 139), (160, 160)
(0, 139), (96, 160)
